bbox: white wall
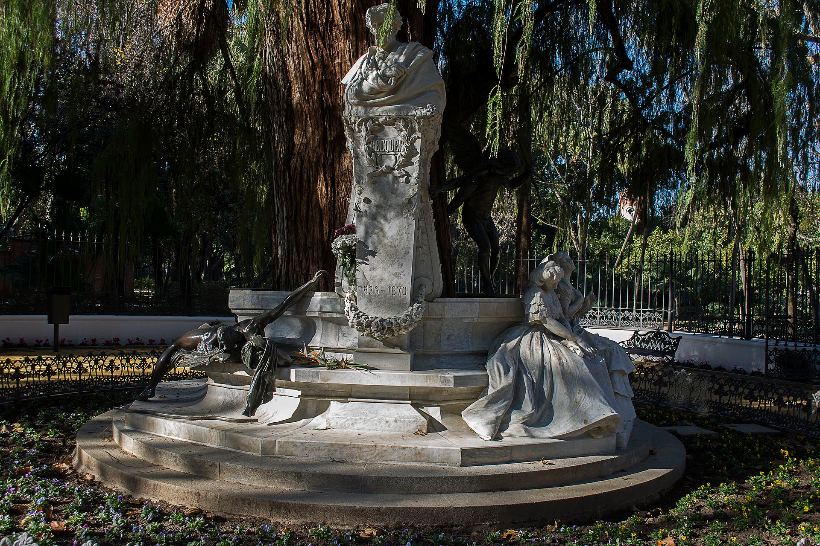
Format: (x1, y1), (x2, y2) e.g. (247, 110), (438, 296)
(0, 315), (234, 347)
(590, 327), (769, 372)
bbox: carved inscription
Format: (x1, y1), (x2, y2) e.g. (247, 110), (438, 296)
(356, 116), (417, 179)
(356, 284), (409, 297)
(369, 138), (408, 154)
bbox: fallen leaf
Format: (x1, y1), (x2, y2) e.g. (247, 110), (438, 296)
(540, 459), (555, 465)
(358, 527), (379, 539)
(500, 529), (519, 541)
(183, 507), (202, 516)
(52, 462), (70, 472)
(50, 521), (68, 532)
(657, 538), (675, 546)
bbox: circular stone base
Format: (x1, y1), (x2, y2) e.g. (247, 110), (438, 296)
(74, 405), (685, 526)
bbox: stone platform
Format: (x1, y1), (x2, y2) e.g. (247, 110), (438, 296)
(75, 380), (686, 526)
(228, 291), (524, 370)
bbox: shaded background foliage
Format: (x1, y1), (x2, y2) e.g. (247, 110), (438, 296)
(0, 0), (817, 305)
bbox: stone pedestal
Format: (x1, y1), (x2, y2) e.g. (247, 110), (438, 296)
(229, 290), (524, 371)
(342, 106), (444, 370)
(345, 108), (443, 309)
(76, 383), (686, 525)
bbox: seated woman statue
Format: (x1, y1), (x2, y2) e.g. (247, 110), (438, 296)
(462, 258), (621, 441)
(549, 251), (636, 449)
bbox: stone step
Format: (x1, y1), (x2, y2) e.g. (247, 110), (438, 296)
(123, 410), (619, 466)
(112, 415), (652, 494)
(75, 411), (686, 526)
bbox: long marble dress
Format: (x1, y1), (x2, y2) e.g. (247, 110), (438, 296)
(556, 278), (636, 449)
(462, 284), (621, 441)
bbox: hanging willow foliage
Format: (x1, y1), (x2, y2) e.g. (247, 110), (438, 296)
(482, 0), (817, 254)
(377, 1), (400, 48)
(682, 0), (818, 250)
(2, 0), (817, 278)
(484, 0), (510, 156)
(0, 0), (53, 220)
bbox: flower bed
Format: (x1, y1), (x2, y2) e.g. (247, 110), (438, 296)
(0, 396), (817, 545)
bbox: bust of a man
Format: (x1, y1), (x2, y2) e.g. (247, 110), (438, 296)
(342, 3), (445, 113)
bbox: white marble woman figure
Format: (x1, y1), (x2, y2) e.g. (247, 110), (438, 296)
(342, 3), (445, 112)
(550, 251), (636, 448)
(462, 260), (621, 441)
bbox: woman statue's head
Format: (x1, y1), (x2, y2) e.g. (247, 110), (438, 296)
(366, 3), (403, 44)
(530, 261), (563, 290)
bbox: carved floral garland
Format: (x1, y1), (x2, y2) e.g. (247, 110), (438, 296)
(332, 224), (426, 340)
(343, 288), (427, 341)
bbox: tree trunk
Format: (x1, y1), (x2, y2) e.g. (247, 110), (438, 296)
(634, 223), (648, 313)
(152, 234), (163, 294)
(739, 246), (752, 339)
(515, 88), (532, 296)
(263, 2), (370, 290)
(786, 193), (799, 339)
(728, 232), (739, 336)
(0, 194), (33, 240)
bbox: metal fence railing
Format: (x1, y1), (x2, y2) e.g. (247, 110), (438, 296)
(0, 232), (230, 315)
(632, 360), (820, 437)
(3, 229), (817, 353)
(455, 245), (820, 347)
(0, 351), (204, 404)
(2, 350), (815, 437)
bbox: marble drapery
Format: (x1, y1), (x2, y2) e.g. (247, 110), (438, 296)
(462, 255), (636, 448)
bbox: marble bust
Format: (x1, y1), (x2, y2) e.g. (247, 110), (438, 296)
(342, 3), (445, 113)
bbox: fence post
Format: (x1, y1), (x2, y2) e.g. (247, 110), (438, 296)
(14, 366), (21, 402)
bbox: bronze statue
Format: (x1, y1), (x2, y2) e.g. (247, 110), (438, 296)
(136, 270), (327, 416)
(432, 125), (529, 296)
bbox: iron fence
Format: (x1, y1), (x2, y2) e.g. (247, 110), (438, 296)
(632, 360), (820, 437)
(0, 351), (204, 404)
(4, 228), (818, 353)
(455, 245), (820, 346)
(2, 350), (815, 437)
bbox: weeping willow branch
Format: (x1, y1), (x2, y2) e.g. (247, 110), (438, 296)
(594, 0), (633, 80)
(218, 30), (249, 121)
(0, 0), (53, 220)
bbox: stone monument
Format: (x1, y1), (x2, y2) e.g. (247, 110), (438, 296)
(73, 4), (684, 526)
(337, 3), (445, 370)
